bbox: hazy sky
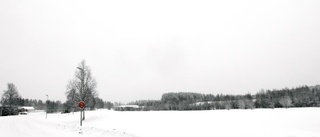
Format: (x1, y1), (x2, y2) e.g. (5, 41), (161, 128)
(1, 0), (320, 103)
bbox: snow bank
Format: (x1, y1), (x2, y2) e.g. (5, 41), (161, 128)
(1, 108), (320, 137)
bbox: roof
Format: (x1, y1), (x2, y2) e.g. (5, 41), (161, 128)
(21, 106), (35, 110)
(115, 105), (139, 108)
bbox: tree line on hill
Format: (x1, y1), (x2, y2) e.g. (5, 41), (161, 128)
(2, 60), (320, 114)
(0, 83), (45, 109)
(1, 60), (115, 116)
(2, 82), (320, 113)
(128, 85), (320, 111)
(0, 82), (114, 116)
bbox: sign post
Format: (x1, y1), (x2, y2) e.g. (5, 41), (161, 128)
(78, 101), (85, 126)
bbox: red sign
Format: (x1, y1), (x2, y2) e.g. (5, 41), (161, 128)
(78, 101), (85, 109)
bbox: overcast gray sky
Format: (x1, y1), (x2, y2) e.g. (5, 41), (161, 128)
(1, 0), (320, 103)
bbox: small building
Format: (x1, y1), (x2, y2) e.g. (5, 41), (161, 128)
(114, 105), (140, 111)
(21, 106), (35, 112)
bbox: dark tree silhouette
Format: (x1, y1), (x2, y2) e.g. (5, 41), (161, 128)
(1, 83), (20, 107)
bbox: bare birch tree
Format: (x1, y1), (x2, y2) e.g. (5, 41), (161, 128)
(66, 60), (97, 120)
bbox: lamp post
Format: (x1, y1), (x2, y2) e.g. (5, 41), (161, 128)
(77, 67), (84, 126)
(46, 94), (48, 119)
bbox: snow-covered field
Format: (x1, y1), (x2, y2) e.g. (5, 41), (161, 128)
(1, 108), (320, 137)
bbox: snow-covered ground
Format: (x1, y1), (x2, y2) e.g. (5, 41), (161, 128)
(1, 108), (320, 137)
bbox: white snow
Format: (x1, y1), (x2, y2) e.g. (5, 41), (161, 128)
(1, 108), (320, 137)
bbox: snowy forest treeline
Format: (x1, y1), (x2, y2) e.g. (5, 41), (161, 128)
(2, 84), (320, 113)
(128, 85), (320, 111)
(3, 60), (320, 113)
(1, 97), (114, 113)
(0, 82), (113, 114)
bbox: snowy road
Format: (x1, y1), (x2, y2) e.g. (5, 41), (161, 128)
(0, 112), (82, 137)
(0, 111), (136, 137)
(1, 108), (320, 137)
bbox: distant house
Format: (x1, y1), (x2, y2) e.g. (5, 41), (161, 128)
(21, 106), (35, 112)
(114, 105), (140, 111)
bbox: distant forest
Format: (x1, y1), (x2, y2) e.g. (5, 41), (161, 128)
(1, 97), (113, 113)
(2, 85), (320, 112)
(128, 85), (320, 111)
(10, 99), (66, 113)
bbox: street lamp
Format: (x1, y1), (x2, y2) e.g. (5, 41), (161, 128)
(77, 67), (83, 72)
(77, 67), (84, 126)
(46, 94), (48, 119)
